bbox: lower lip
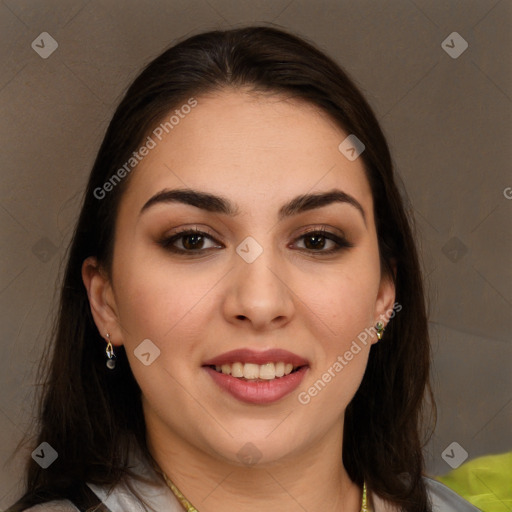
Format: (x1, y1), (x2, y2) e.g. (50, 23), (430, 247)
(203, 366), (308, 404)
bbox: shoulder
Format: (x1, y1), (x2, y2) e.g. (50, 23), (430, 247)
(17, 501), (79, 512)
(424, 476), (482, 511)
(84, 456), (183, 512)
(370, 476), (482, 512)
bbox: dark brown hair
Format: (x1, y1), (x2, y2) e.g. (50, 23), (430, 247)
(9, 25), (435, 511)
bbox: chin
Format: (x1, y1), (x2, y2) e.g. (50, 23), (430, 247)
(201, 424), (308, 468)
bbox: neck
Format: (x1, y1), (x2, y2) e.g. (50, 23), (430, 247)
(146, 415), (363, 512)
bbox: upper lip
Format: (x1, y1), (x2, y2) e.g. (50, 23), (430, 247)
(203, 348), (309, 367)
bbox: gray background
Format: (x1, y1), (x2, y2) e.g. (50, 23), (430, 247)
(1, 0), (511, 508)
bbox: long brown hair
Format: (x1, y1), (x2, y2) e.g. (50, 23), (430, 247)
(9, 25), (435, 511)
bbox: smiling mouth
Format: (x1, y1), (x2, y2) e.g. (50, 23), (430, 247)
(205, 362), (307, 381)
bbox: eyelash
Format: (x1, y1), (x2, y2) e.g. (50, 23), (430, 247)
(158, 226), (353, 256)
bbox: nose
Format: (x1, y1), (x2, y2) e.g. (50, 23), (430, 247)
(221, 244), (295, 332)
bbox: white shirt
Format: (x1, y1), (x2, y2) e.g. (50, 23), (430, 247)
(24, 455), (481, 511)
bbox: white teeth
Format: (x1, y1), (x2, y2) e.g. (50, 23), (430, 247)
(212, 361), (301, 380)
(259, 363), (275, 380)
(243, 363), (259, 380)
(231, 362), (244, 378)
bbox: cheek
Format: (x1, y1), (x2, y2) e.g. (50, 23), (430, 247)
(111, 248), (222, 347)
(292, 249), (380, 413)
(111, 256), (211, 415)
(295, 270), (375, 417)
(296, 254), (381, 342)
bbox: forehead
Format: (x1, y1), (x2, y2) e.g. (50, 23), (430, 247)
(119, 89), (373, 219)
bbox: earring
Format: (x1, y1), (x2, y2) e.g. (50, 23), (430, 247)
(375, 321), (385, 340)
(105, 333), (116, 369)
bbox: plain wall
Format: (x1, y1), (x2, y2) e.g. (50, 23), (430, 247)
(1, 0), (511, 507)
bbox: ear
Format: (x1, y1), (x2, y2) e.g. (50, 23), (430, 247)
(81, 256), (125, 346)
(371, 261), (397, 344)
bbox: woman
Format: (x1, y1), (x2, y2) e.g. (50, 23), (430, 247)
(7, 26), (479, 511)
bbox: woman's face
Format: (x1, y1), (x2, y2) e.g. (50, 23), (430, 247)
(87, 89), (395, 466)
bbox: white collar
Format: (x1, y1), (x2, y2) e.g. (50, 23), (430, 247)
(85, 452), (477, 511)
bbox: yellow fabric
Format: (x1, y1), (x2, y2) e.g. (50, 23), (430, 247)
(435, 451), (512, 511)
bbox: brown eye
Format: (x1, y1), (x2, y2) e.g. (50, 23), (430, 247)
(159, 229), (223, 254)
(181, 233), (206, 250)
(293, 230), (353, 254)
(302, 233), (328, 250)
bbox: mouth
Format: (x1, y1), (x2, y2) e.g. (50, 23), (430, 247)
(202, 348), (310, 404)
(205, 361), (306, 381)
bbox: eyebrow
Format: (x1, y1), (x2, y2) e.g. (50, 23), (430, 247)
(139, 188), (366, 225)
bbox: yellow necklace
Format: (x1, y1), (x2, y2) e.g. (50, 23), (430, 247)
(161, 471), (370, 511)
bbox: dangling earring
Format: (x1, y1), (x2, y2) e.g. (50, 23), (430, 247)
(375, 321), (385, 340)
(105, 332), (116, 369)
